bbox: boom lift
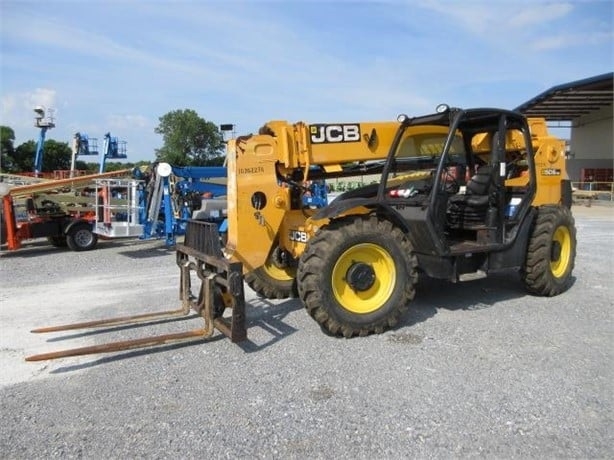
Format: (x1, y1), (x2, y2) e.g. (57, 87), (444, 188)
(1, 169), (131, 251)
(99, 133), (127, 174)
(91, 163), (229, 245)
(25, 106), (577, 360)
(33, 106), (55, 178)
(139, 163), (228, 246)
(70, 132), (99, 177)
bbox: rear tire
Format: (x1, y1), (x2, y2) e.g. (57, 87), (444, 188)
(297, 216), (417, 337)
(522, 205), (576, 296)
(66, 225), (98, 251)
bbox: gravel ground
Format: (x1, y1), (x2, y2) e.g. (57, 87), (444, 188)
(0, 205), (612, 459)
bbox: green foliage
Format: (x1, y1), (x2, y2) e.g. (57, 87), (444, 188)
(1, 133), (73, 173)
(104, 162), (131, 173)
(14, 140), (36, 172)
(12, 139), (72, 172)
(41, 139), (72, 171)
(154, 109), (225, 166)
(1, 126), (17, 172)
(0, 125), (149, 175)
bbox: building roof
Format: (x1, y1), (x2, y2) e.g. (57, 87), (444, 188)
(515, 72), (613, 121)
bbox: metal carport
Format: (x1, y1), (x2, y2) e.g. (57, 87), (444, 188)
(515, 72), (613, 185)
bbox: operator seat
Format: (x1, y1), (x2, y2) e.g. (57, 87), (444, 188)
(447, 164), (495, 228)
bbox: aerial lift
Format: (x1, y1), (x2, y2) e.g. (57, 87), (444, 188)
(32, 106), (55, 178)
(99, 133), (127, 174)
(139, 163), (227, 246)
(25, 106), (576, 361)
(69, 132), (99, 178)
(1, 169), (131, 251)
(91, 162), (230, 245)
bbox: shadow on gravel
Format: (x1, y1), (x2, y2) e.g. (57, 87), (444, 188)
(43, 314), (202, 342)
(40, 270), (546, 372)
(0, 240), (62, 258)
(238, 297), (304, 353)
(0, 238), (169, 258)
(396, 270), (532, 329)
(48, 336), (225, 375)
(44, 298), (303, 373)
(118, 245), (176, 259)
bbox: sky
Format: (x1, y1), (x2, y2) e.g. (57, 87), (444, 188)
(1, 0), (612, 163)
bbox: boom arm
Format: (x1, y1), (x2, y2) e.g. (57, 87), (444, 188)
(225, 120), (450, 272)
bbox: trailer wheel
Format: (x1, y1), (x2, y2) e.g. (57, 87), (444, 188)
(47, 236), (68, 247)
(522, 205), (576, 296)
(245, 262), (297, 299)
(298, 216), (417, 338)
(66, 225), (98, 251)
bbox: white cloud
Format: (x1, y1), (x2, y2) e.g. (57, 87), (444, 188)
(107, 114), (150, 130)
(533, 30), (614, 51)
(508, 3), (573, 28)
(1, 88), (57, 128)
(27, 88), (57, 113)
(419, 1), (573, 35)
(1, 1), (610, 161)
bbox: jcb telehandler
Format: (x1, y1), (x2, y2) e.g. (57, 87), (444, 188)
(26, 106), (576, 360)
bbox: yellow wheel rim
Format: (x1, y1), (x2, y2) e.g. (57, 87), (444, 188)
(551, 225), (571, 278)
(262, 259), (295, 282)
(332, 243), (396, 314)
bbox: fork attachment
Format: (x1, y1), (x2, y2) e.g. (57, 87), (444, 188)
(176, 220), (247, 343)
(25, 220), (246, 362)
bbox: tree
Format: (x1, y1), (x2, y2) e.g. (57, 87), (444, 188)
(154, 109), (225, 166)
(41, 139), (72, 171)
(13, 139), (72, 173)
(1, 126), (17, 172)
(14, 140), (35, 172)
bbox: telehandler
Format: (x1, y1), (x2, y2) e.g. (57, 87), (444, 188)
(26, 105), (576, 360)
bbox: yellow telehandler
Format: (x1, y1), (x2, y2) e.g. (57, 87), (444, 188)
(26, 105), (576, 360)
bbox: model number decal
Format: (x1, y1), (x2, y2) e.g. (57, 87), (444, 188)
(541, 168), (561, 176)
(310, 124), (361, 144)
(289, 230), (309, 243)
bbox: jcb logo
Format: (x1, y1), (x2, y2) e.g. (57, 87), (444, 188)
(310, 124), (361, 144)
(289, 230), (309, 243)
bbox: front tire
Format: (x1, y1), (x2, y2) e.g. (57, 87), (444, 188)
(522, 205), (576, 296)
(297, 216), (417, 337)
(245, 262), (297, 299)
(66, 225), (98, 251)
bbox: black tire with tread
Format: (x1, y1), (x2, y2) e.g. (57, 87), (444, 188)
(297, 216), (418, 338)
(66, 225), (98, 251)
(245, 266), (297, 299)
(522, 205), (576, 296)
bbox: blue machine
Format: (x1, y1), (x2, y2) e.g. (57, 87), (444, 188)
(139, 163), (228, 246)
(137, 163), (330, 247)
(73, 133), (99, 157)
(301, 179), (329, 208)
(99, 133), (127, 174)
(33, 107), (55, 177)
